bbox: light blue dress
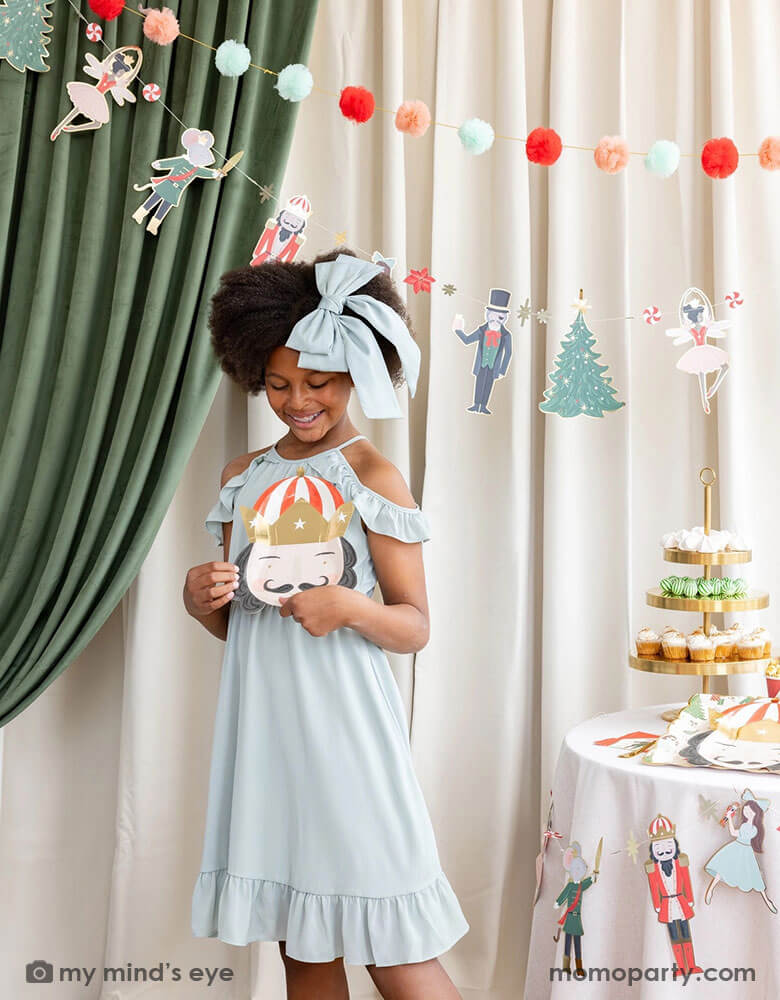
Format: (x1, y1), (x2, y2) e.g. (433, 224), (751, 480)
(704, 821), (766, 892)
(191, 434), (469, 965)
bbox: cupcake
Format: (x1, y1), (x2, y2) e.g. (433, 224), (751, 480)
(681, 577), (699, 599)
(720, 578), (738, 598)
(660, 576), (680, 596)
(732, 578), (747, 597)
(636, 626), (662, 657)
(737, 634), (765, 660)
(709, 577), (724, 598)
(662, 630), (688, 660)
(687, 632), (715, 662)
(752, 627), (772, 657)
(713, 632), (735, 661)
(766, 660), (780, 698)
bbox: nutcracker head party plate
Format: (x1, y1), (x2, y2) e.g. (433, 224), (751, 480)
(233, 467), (357, 613)
(643, 694), (780, 773)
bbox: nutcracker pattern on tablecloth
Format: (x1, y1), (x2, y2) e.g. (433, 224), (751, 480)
(50, 47), (142, 141)
(452, 288), (513, 415)
(132, 128), (227, 236)
(250, 194), (311, 267)
(644, 813), (703, 978)
(232, 467), (358, 614)
(704, 790), (777, 913)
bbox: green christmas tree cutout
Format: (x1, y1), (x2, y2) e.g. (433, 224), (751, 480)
(539, 292), (625, 418)
(0, 0), (54, 73)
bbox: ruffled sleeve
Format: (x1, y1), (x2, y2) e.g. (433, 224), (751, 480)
(335, 458), (431, 543)
(205, 453), (266, 547)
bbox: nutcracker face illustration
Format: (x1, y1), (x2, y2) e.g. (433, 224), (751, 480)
(250, 194), (312, 267)
(233, 468), (357, 613)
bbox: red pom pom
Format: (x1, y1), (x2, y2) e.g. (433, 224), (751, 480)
(526, 127), (562, 166)
(701, 137), (739, 178)
(88, 0), (125, 18)
(339, 86), (375, 124)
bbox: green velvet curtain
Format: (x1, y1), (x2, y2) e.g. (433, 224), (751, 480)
(0, 0), (318, 727)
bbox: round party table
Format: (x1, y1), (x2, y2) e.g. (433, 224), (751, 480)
(524, 705), (780, 999)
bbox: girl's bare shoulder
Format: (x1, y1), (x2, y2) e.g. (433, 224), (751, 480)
(220, 445), (274, 487)
(341, 438), (417, 508)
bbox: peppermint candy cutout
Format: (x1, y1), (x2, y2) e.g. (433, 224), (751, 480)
(642, 305), (661, 325)
(85, 22), (103, 42)
(142, 83), (162, 103)
(726, 290), (743, 308)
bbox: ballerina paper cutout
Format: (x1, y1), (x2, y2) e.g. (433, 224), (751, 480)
(666, 287), (730, 415)
(50, 46), (142, 142)
(703, 789), (776, 913)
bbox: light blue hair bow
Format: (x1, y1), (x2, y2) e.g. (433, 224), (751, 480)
(742, 789), (770, 813)
(284, 254), (420, 419)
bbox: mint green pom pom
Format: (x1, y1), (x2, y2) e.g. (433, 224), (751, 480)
(645, 139), (680, 178)
(458, 117), (494, 155)
(276, 63), (313, 102)
(215, 39), (251, 77)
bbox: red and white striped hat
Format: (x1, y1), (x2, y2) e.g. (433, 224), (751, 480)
(241, 467), (354, 546)
(284, 194), (312, 221)
(648, 813), (676, 841)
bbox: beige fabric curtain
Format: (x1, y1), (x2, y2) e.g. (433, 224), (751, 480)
(2, 2), (779, 998)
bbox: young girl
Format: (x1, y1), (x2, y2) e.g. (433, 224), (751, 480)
(704, 793), (776, 912)
(184, 250), (469, 999)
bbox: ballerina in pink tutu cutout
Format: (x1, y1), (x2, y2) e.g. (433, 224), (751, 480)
(50, 46), (142, 142)
(666, 287), (730, 414)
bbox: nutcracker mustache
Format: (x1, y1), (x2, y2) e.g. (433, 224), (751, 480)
(264, 577), (330, 594)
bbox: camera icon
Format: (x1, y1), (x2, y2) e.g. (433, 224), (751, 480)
(26, 960), (54, 983)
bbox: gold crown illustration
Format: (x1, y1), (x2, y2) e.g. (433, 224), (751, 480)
(240, 467), (354, 546)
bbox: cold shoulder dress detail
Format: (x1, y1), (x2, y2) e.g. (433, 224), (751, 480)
(191, 434), (469, 965)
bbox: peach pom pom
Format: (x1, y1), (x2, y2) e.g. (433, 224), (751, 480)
(759, 136), (780, 171)
(594, 135), (630, 174)
(141, 6), (180, 46)
(394, 100), (431, 137)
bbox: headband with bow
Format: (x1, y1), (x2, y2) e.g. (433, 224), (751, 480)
(284, 254), (420, 419)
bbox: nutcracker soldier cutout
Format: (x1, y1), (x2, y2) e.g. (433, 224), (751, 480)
(452, 288), (513, 414)
(250, 194), (311, 267)
(645, 813), (703, 977)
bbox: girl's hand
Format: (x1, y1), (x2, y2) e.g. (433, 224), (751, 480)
(184, 561), (240, 617)
(277, 585), (360, 637)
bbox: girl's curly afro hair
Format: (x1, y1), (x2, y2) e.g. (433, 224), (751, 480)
(209, 248), (415, 394)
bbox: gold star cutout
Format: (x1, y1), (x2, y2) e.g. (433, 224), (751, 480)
(626, 831), (639, 864)
(337, 511), (347, 522)
(334, 231), (347, 245)
(572, 289), (591, 313)
(294, 518), (306, 530)
(258, 183), (274, 203)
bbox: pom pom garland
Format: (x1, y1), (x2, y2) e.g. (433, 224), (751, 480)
(394, 100), (431, 137)
(88, 0), (124, 18)
(701, 137), (739, 178)
(758, 136), (780, 171)
(140, 6), (180, 46)
(339, 86), (375, 123)
(275, 63), (313, 102)
(593, 135), (630, 173)
(215, 39), (252, 77)
(644, 139), (680, 178)
(458, 117), (494, 155)
(526, 127), (562, 165)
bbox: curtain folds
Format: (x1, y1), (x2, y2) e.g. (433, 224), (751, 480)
(0, 0), (319, 727)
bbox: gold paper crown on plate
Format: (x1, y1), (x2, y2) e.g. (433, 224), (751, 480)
(240, 466), (354, 546)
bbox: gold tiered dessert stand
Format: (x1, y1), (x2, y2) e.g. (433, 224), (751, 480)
(629, 468), (770, 710)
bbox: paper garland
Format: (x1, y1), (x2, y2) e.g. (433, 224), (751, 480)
(644, 813), (704, 977)
(250, 193), (311, 266)
(703, 790), (777, 914)
(665, 287), (730, 415)
(0, 0), (54, 73)
(452, 289), (513, 415)
(131, 129), (241, 236)
(50, 46), (142, 140)
(539, 292), (624, 418)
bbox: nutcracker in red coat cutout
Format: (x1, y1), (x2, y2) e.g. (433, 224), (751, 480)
(644, 813), (703, 977)
(250, 194), (311, 267)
